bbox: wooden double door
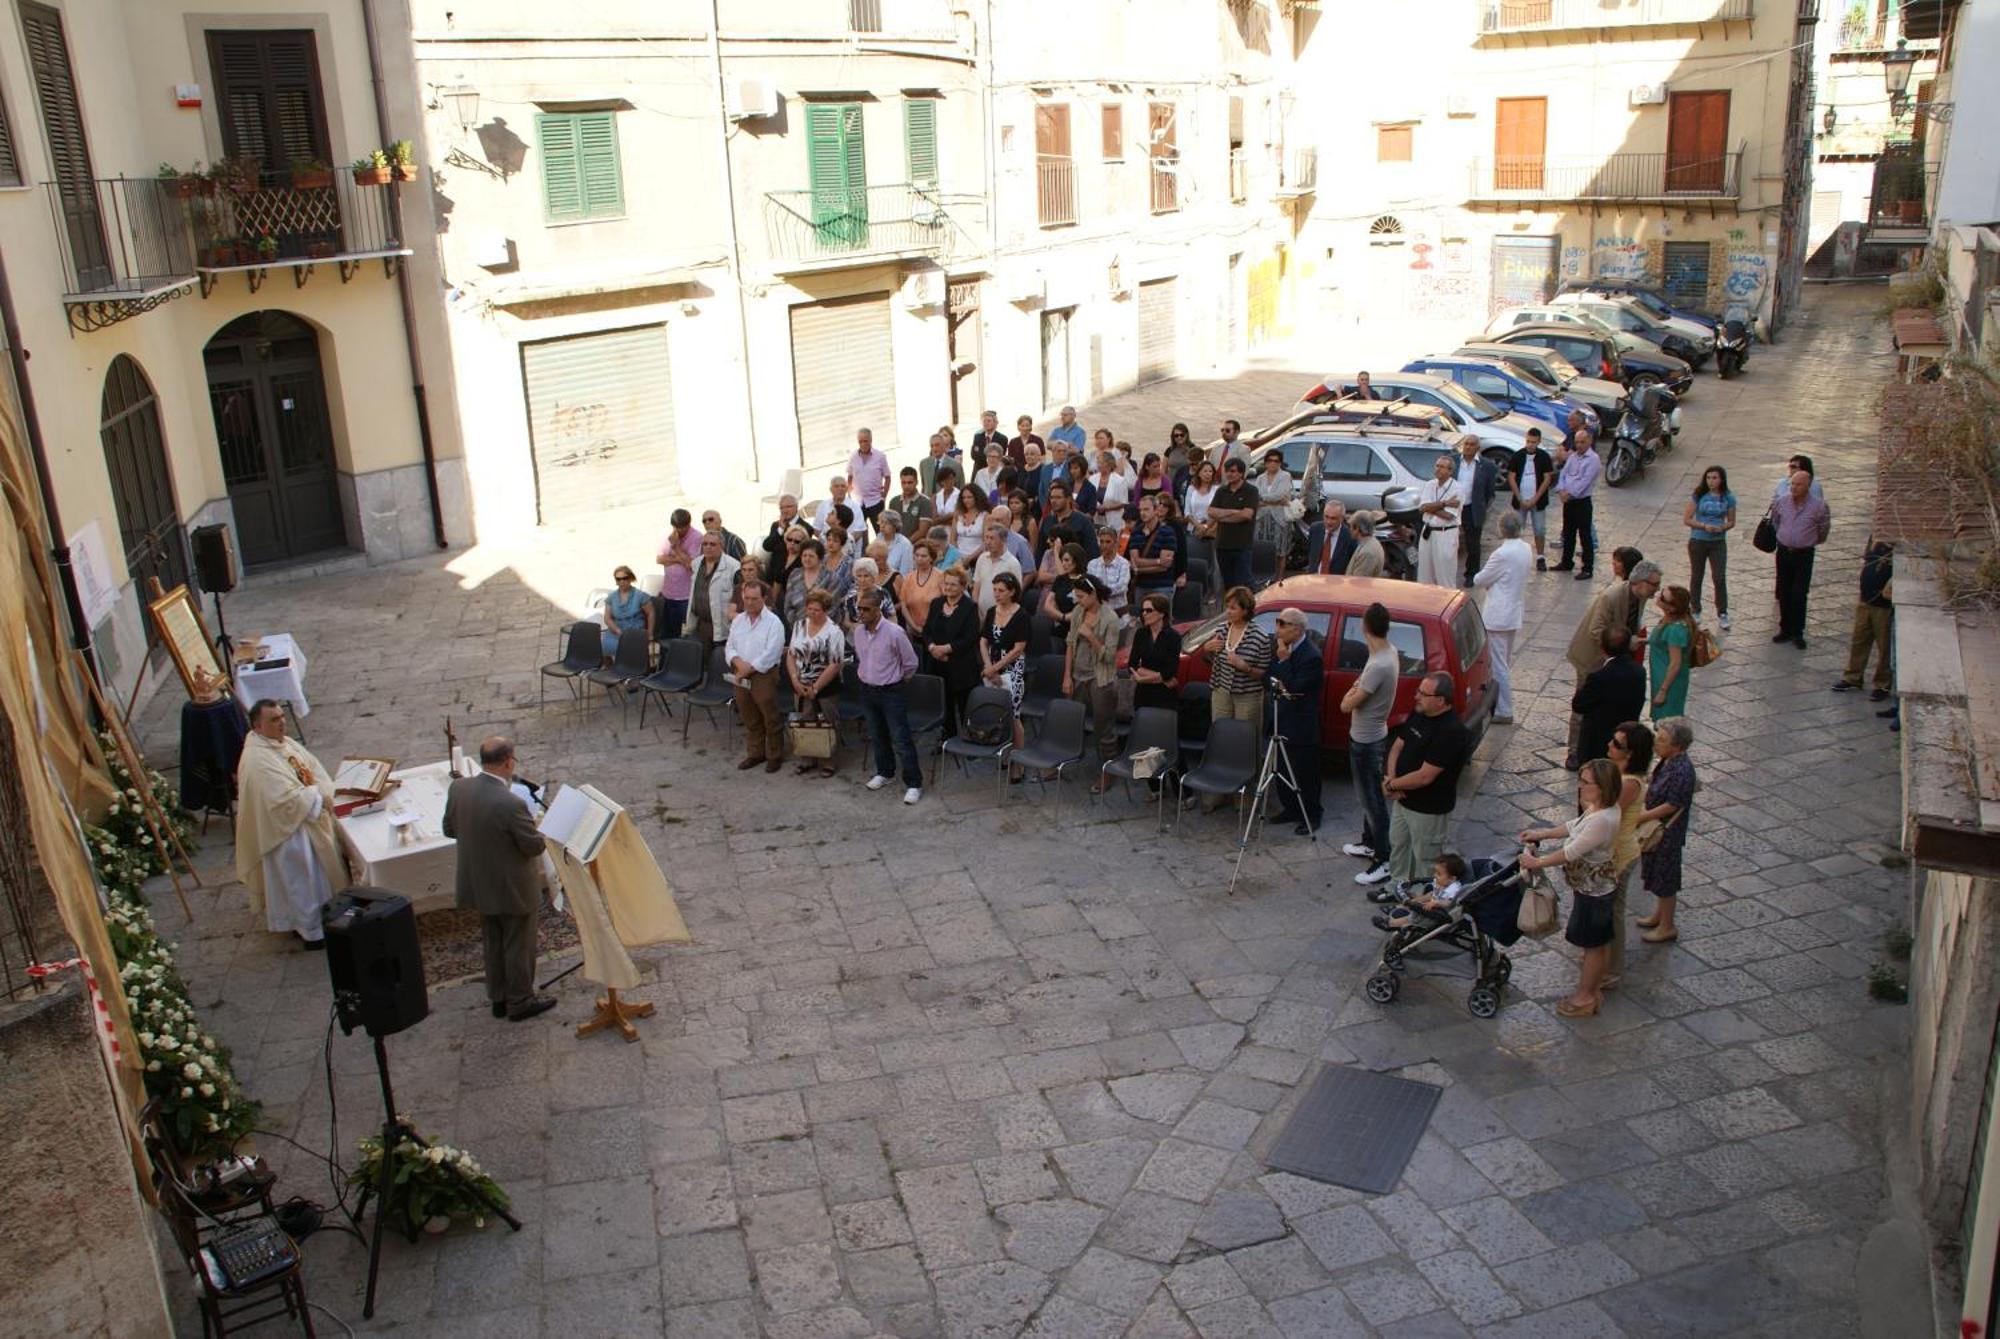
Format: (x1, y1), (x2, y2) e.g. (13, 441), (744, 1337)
(203, 312), (345, 566)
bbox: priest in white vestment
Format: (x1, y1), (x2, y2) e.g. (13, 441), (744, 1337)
(235, 698), (346, 947)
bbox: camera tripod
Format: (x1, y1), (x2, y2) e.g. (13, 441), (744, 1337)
(1228, 682), (1317, 896)
(354, 1032), (520, 1318)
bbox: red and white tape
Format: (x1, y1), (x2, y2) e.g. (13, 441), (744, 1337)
(26, 956), (125, 1070)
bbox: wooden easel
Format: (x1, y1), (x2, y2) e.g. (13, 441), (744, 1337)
(575, 987), (654, 1043)
(75, 651), (199, 921)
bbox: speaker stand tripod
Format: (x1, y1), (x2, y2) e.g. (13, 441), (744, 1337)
(1228, 684), (1316, 897)
(209, 587), (234, 664)
(355, 1032), (520, 1319)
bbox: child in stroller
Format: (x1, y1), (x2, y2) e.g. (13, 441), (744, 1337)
(1364, 852), (1525, 1018)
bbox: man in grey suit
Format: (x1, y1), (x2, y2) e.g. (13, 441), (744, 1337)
(442, 737), (556, 1022)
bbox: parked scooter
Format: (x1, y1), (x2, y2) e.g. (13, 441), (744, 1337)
(1377, 507), (1420, 581)
(1605, 384), (1665, 486)
(1715, 319), (1750, 378)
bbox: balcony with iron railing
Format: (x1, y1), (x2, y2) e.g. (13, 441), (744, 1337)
(1037, 156), (1077, 227)
(49, 170), (410, 332)
(1468, 147), (1745, 202)
(1865, 153), (1933, 241)
(1274, 147), (1318, 197)
(1477, 0), (1754, 34)
(763, 183), (964, 271)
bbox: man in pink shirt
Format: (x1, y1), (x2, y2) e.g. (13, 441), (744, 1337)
(848, 426), (892, 538)
(655, 507), (701, 639)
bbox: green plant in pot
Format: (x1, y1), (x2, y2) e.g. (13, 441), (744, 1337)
(349, 1128), (510, 1235)
(159, 161), (211, 199)
(351, 149), (392, 187)
(211, 155), (263, 196)
(289, 156), (332, 190)
(388, 139), (417, 182)
(256, 234), (279, 262)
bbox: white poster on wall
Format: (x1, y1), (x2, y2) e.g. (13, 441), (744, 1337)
(68, 521), (118, 628)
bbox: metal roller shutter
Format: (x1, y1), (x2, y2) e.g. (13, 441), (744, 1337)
(791, 294), (898, 470)
(1490, 235), (1558, 314)
(1662, 241), (1711, 305)
(1137, 277), (1178, 382)
(521, 325), (679, 527)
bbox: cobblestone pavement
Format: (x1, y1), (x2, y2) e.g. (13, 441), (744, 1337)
(141, 285), (1909, 1337)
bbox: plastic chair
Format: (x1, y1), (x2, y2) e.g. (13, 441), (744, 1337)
(937, 683), (1016, 795)
(1018, 652), (1066, 734)
(1250, 539), (1279, 588)
(540, 622), (601, 712)
(906, 673), (947, 758)
(1009, 698), (1088, 823)
(1175, 718), (1259, 831)
(1099, 706), (1181, 828)
(682, 645), (736, 742)
(636, 637), (704, 728)
(1171, 584), (1204, 623)
(586, 624), (653, 720)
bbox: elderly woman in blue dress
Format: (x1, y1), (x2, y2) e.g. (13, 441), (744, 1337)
(1636, 715), (1697, 944)
(600, 565), (653, 664)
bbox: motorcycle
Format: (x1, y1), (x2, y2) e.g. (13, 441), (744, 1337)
(1378, 512), (1419, 581)
(1604, 384), (1665, 487)
(1715, 319), (1749, 378)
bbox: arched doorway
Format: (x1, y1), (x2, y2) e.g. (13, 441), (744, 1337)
(203, 311), (344, 566)
(99, 356), (188, 610)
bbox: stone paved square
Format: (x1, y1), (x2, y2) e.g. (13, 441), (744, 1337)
(140, 289), (1910, 1335)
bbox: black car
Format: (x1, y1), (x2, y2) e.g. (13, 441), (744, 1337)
(1485, 323), (1693, 398)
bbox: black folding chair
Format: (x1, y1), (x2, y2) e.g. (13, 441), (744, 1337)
(1009, 698), (1088, 823)
(937, 684), (1016, 796)
(906, 673), (948, 759)
(836, 661), (868, 747)
(682, 645), (736, 742)
(1018, 652), (1066, 735)
(635, 637), (704, 728)
(1176, 679), (1212, 771)
(1171, 584), (1205, 623)
(1175, 717), (1259, 831)
(586, 626), (652, 721)
(1099, 706), (1180, 829)
(539, 622), (601, 712)
(1184, 555), (1212, 592)
(1028, 608), (1056, 657)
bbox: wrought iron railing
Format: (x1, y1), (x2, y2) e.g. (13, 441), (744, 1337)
(1469, 148), (1744, 198)
(187, 169), (402, 266)
(1477, 0), (1753, 31)
(763, 183), (962, 267)
(1150, 154), (1179, 213)
(1228, 148), (1249, 203)
(1275, 147), (1318, 195)
(45, 177), (194, 297)
(1037, 156), (1077, 226)
(1868, 155), (1932, 228)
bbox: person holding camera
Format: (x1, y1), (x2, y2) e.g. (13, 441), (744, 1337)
(1267, 608), (1323, 835)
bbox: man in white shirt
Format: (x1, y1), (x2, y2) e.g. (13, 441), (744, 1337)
(1415, 452), (1466, 588)
(1473, 510), (1533, 724)
(879, 511), (915, 577)
(725, 578), (788, 772)
(813, 476), (852, 534)
(971, 523), (1023, 614)
(1086, 524), (1133, 617)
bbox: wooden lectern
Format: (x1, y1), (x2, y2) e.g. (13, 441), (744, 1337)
(545, 805), (690, 1042)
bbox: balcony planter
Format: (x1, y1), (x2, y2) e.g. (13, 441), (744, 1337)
(352, 164), (392, 187)
(1898, 200), (1923, 224)
(199, 240), (237, 267)
(391, 163), (418, 183)
(290, 160), (334, 191)
(388, 140), (417, 183)
(306, 240), (337, 260)
(232, 240), (260, 266)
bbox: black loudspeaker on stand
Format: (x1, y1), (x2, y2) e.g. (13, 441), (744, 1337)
(321, 888), (520, 1319)
(190, 523), (239, 661)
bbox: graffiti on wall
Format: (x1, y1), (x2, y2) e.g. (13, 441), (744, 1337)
(1409, 271), (1478, 321)
(1561, 246), (1587, 280)
(1591, 234), (1651, 282)
(1724, 250), (1770, 300)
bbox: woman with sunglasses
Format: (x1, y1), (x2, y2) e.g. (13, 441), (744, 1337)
(600, 566), (653, 665)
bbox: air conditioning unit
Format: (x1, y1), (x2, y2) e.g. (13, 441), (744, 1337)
(1006, 272), (1045, 305)
(902, 270), (943, 309)
(1446, 92), (1474, 117)
(726, 76), (780, 120)
(1629, 83), (1668, 107)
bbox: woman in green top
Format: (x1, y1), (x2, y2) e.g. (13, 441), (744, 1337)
(1649, 585), (1696, 719)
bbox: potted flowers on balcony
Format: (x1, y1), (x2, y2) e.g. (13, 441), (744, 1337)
(289, 157), (333, 190)
(388, 140), (418, 183)
(255, 234), (280, 264)
(157, 161), (213, 200)
(210, 155), (263, 197)
(351, 149), (392, 187)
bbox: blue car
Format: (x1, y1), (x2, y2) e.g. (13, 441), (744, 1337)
(1400, 356), (1599, 438)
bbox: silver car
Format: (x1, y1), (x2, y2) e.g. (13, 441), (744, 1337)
(1260, 424), (1458, 518)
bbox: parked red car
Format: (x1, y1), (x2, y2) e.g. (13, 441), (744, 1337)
(1175, 575), (1495, 752)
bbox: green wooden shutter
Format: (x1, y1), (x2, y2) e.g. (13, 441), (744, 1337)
(538, 113), (583, 220)
(806, 103), (866, 247)
(577, 112), (623, 217)
(904, 97), (937, 187)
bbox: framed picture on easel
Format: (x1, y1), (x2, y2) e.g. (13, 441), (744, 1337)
(147, 583), (226, 700)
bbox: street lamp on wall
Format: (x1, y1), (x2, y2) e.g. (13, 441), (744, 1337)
(444, 87), (481, 134)
(1882, 40), (1917, 116)
(1821, 105), (1837, 136)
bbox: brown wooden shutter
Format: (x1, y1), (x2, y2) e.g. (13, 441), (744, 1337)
(20, 2), (107, 286)
(208, 30), (330, 170)
(1100, 104), (1122, 160)
(1377, 125), (1413, 163)
(1493, 97), (1546, 190)
(1035, 103), (1071, 158)
(0, 83), (21, 187)
(1665, 90), (1729, 192)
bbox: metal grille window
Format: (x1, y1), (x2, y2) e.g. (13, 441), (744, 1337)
(1662, 241), (1711, 305)
(522, 325), (680, 524)
(537, 111), (624, 223)
(207, 30), (330, 169)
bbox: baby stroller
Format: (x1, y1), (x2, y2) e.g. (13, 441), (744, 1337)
(1363, 854), (1525, 1018)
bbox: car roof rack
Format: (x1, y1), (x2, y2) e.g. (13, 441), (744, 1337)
(1253, 397), (1448, 446)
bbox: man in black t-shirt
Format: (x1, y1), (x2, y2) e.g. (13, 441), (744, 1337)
(1036, 482), (1096, 565)
(1380, 671), (1470, 895)
(1209, 458), (1260, 592)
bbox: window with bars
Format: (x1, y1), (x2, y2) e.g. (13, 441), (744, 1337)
(537, 111), (624, 223)
(207, 30), (330, 169)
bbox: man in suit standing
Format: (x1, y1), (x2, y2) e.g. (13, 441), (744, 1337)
(1304, 499), (1356, 576)
(443, 737), (556, 1022)
(1562, 560), (1658, 768)
(1453, 435), (1499, 586)
(1268, 607), (1324, 836)
(1571, 627), (1646, 769)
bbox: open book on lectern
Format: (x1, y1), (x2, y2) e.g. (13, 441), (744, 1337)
(536, 783), (622, 863)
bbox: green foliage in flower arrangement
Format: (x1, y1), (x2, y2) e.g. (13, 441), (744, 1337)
(349, 1129), (512, 1234)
